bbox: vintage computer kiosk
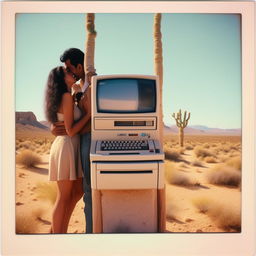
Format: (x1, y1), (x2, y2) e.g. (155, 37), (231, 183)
(90, 75), (165, 233)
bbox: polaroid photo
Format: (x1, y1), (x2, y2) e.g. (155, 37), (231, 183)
(1, 1), (255, 255)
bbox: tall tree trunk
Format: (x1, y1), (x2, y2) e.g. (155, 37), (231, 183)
(85, 13), (97, 73)
(154, 13), (163, 146)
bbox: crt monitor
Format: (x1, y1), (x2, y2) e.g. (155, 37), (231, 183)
(96, 77), (157, 113)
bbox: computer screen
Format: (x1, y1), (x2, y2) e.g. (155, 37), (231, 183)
(96, 78), (156, 113)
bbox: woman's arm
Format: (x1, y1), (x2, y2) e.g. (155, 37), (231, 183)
(62, 93), (91, 137)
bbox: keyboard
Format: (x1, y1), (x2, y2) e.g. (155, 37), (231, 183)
(100, 140), (149, 151)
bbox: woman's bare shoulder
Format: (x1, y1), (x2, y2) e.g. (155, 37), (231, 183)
(62, 92), (72, 101)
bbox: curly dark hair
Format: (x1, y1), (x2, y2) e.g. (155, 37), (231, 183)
(60, 48), (84, 67)
(45, 66), (68, 123)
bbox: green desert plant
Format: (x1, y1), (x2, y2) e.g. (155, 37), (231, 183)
(35, 182), (57, 205)
(172, 109), (191, 147)
(16, 150), (42, 168)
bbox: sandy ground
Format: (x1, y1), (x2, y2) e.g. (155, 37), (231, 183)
(16, 141), (241, 234)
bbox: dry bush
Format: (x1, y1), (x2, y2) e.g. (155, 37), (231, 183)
(35, 148), (42, 154)
(18, 141), (30, 150)
(35, 182), (57, 205)
(218, 155), (229, 163)
(205, 156), (217, 163)
(178, 162), (188, 169)
(207, 164), (241, 187)
(193, 196), (212, 213)
(16, 150), (42, 168)
(178, 148), (185, 154)
(207, 201), (241, 231)
(192, 160), (204, 167)
(194, 146), (213, 159)
(165, 164), (193, 186)
(185, 144), (194, 150)
(165, 149), (182, 162)
(221, 144), (232, 153)
(166, 197), (181, 221)
(203, 143), (210, 149)
(192, 197), (241, 231)
(225, 156), (241, 171)
(16, 212), (39, 234)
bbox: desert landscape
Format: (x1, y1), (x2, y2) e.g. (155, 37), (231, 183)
(15, 112), (241, 234)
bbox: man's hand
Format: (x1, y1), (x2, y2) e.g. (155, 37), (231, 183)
(51, 121), (67, 136)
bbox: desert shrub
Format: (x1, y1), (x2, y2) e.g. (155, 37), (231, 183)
(166, 197), (181, 221)
(221, 144), (231, 153)
(35, 182), (57, 205)
(225, 156), (241, 171)
(178, 148), (185, 154)
(185, 144), (194, 150)
(207, 164), (241, 187)
(192, 160), (204, 167)
(194, 146), (213, 159)
(18, 141), (30, 150)
(16, 150), (42, 168)
(203, 143), (210, 149)
(204, 156), (217, 163)
(165, 165), (193, 186)
(218, 155), (229, 163)
(207, 201), (241, 231)
(192, 196), (241, 231)
(193, 197), (212, 213)
(165, 149), (182, 162)
(178, 162), (188, 169)
(16, 212), (39, 234)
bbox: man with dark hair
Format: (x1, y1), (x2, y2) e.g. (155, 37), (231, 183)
(52, 48), (97, 233)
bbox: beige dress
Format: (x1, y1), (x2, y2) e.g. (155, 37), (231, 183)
(49, 105), (83, 181)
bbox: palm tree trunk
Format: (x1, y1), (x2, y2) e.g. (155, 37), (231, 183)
(154, 13), (164, 146)
(84, 13), (97, 73)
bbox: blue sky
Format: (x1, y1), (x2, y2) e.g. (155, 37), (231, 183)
(15, 13), (241, 129)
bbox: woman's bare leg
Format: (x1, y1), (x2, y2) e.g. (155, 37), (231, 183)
(62, 178), (84, 233)
(51, 180), (73, 233)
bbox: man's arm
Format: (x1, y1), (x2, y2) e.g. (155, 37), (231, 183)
(50, 121), (67, 136)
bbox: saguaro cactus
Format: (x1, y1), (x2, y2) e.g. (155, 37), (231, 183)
(172, 110), (191, 147)
(84, 13), (97, 74)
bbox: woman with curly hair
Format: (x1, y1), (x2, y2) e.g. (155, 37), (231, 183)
(45, 66), (90, 233)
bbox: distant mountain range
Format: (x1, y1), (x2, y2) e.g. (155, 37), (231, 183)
(164, 125), (241, 136)
(15, 111), (241, 136)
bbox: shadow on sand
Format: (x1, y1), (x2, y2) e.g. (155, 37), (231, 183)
(27, 167), (48, 175)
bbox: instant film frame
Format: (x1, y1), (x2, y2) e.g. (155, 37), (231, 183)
(1, 1), (255, 255)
